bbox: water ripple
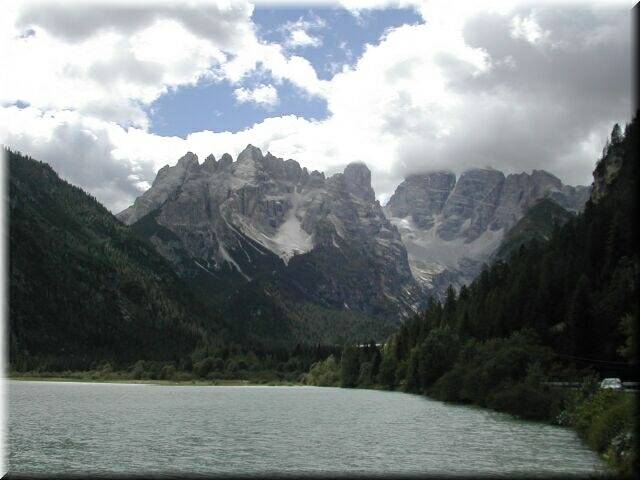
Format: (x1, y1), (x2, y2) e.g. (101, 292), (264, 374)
(8, 382), (606, 476)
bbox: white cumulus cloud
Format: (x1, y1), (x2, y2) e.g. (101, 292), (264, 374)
(287, 29), (322, 48)
(234, 84), (279, 107)
(510, 12), (549, 44)
(0, 0), (633, 214)
(281, 14), (326, 49)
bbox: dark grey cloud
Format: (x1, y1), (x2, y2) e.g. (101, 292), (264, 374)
(395, 4), (632, 187)
(5, 122), (155, 212)
(16, 0), (252, 49)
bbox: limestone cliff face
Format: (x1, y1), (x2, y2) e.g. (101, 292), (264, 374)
(384, 168), (590, 297)
(118, 146), (421, 319)
(119, 145), (591, 317)
(591, 135), (625, 204)
(385, 171), (456, 230)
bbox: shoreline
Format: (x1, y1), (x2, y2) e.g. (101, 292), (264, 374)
(6, 375), (303, 387)
(7, 374), (620, 474)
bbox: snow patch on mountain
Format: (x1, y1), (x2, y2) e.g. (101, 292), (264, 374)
(271, 193), (313, 263)
(390, 215), (505, 289)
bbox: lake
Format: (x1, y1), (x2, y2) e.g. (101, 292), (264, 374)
(8, 380), (605, 476)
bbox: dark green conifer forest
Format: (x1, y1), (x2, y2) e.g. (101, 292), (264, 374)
(7, 148), (230, 370)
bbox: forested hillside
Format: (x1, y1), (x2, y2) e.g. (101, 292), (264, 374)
(493, 198), (574, 261)
(7, 149), (229, 371)
(390, 118), (637, 376)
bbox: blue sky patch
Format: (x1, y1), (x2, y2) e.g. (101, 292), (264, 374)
(253, 6), (422, 79)
(148, 77), (329, 138)
(146, 6), (422, 138)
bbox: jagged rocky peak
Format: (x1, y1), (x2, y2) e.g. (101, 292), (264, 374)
(117, 147), (421, 319)
(234, 145), (307, 184)
(454, 167), (505, 192)
(260, 150), (304, 183)
(385, 164), (591, 298)
(153, 164), (171, 185)
(219, 153), (233, 169)
(343, 162), (371, 186)
(117, 151), (203, 225)
(308, 170), (326, 188)
(387, 166), (589, 236)
(438, 168), (505, 241)
(342, 162), (375, 202)
(154, 152), (202, 185)
(177, 151), (199, 169)
(203, 154), (217, 171)
(531, 169), (563, 190)
(385, 170), (456, 228)
(237, 144), (264, 163)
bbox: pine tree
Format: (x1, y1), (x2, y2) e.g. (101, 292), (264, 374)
(566, 274), (593, 356)
(340, 346), (361, 388)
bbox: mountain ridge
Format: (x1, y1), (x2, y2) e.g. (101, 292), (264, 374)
(6, 148), (230, 370)
(493, 198), (575, 261)
(118, 145), (423, 323)
(384, 167), (590, 297)
(118, 146), (591, 313)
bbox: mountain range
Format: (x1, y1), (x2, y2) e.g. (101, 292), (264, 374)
(117, 146), (422, 321)
(7, 142), (592, 367)
(385, 168), (589, 293)
(117, 145), (589, 316)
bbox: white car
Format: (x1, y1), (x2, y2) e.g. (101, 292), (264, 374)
(600, 378), (623, 390)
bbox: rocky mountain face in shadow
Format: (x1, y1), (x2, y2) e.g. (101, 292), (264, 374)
(384, 168), (590, 298)
(492, 198), (575, 262)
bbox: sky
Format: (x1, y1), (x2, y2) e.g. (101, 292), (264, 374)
(0, 0), (634, 213)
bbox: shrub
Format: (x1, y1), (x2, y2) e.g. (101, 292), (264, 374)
(486, 381), (556, 420)
(416, 327), (460, 388)
(588, 395), (633, 453)
(377, 354), (397, 388)
(430, 366), (465, 403)
(571, 390), (624, 438)
(131, 360), (147, 380)
(429, 332), (555, 413)
(160, 364), (177, 381)
(98, 362), (113, 378)
(608, 430), (637, 476)
(557, 388), (638, 475)
(357, 362), (373, 387)
(340, 347), (360, 388)
(225, 359), (239, 373)
(194, 358), (213, 378)
(306, 355), (340, 386)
